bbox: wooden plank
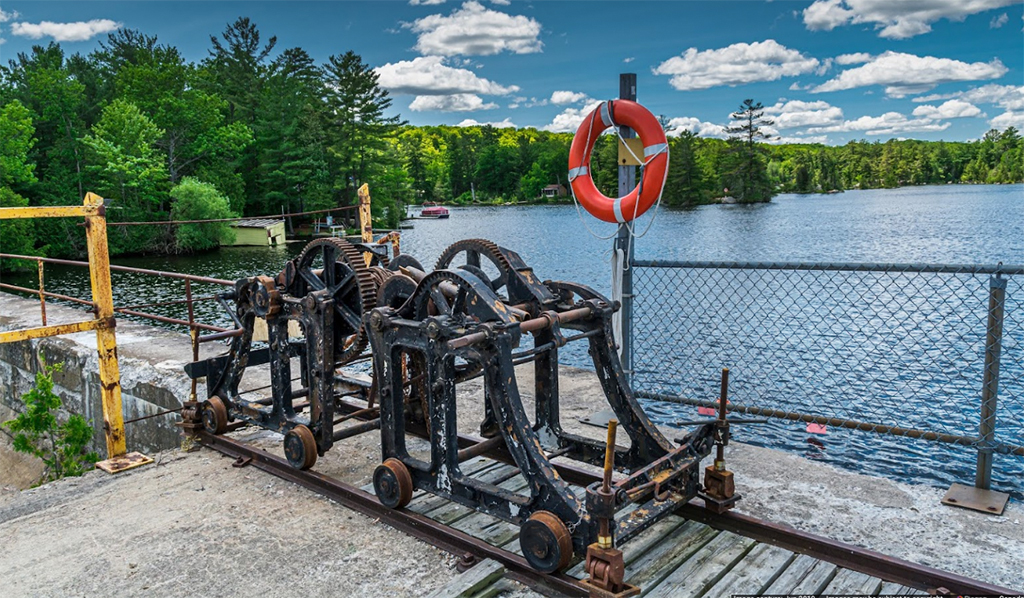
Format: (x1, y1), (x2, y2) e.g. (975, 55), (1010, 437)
(702, 543), (794, 596)
(467, 577), (520, 598)
(824, 568), (884, 594)
(566, 514), (686, 578)
(621, 521), (720, 592)
(763, 554), (837, 594)
(425, 558), (505, 598)
(642, 533), (756, 598)
(880, 581), (929, 595)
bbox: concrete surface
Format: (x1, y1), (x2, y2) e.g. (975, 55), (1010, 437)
(1, 292), (1021, 594)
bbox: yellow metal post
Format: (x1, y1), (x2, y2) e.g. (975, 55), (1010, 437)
(357, 184), (374, 266)
(82, 192), (127, 459)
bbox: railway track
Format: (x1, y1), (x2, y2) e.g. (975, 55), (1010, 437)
(196, 423), (1016, 597)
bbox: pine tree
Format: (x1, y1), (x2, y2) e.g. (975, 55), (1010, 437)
(724, 99), (774, 203)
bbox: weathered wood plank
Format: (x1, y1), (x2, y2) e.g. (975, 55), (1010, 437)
(425, 558), (505, 598)
(763, 554), (837, 594)
(624, 521), (721, 591)
(642, 532), (756, 598)
(466, 577), (521, 598)
(824, 568), (884, 594)
(702, 542), (794, 596)
(880, 581), (929, 595)
(566, 515), (686, 578)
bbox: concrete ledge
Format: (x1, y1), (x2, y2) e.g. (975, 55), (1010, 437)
(0, 292), (221, 458)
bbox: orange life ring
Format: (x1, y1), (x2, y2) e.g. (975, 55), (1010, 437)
(568, 100), (669, 224)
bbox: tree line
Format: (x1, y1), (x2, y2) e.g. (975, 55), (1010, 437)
(2, 18), (1021, 263)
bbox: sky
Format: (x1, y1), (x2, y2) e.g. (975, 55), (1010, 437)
(1, 0), (1022, 145)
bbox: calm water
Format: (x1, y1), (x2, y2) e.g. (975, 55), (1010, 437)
(6, 184), (1023, 495)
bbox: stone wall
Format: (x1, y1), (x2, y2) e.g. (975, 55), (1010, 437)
(0, 292), (221, 456)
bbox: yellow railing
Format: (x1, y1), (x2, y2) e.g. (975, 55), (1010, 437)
(0, 192), (147, 472)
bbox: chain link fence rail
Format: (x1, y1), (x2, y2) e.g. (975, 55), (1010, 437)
(628, 259), (1024, 497)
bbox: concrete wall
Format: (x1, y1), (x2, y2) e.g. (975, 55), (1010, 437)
(0, 292), (220, 457)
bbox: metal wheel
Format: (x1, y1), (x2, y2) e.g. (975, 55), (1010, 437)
(202, 396), (228, 435)
(386, 254), (424, 273)
(373, 457), (414, 509)
(435, 239), (514, 297)
(284, 425), (318, 470)
(293, 238), (377, 363)
(520, 511), (573, 573)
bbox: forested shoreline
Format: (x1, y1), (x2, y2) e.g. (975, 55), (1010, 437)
(1, 18), (1021, 263)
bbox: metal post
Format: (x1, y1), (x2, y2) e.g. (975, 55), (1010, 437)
(37, 260), (47, 326)
(615, 73), (637, 383)
(82, 192), (126, 459)
(186, 279), (199, 404)
(976, 273), (1006, 489)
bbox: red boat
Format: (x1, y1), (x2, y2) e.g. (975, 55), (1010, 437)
(420, 205), (450, 219)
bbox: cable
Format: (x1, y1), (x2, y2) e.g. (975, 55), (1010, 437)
(104, 205), (359, 227)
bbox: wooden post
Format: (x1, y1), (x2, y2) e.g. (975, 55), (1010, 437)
(357, 184), (374, 266)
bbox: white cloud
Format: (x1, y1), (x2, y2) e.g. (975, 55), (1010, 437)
(765, 135), (830, 145)
(10, 19), (121, 42)
(408, 1), (542, 56)
(811, 51), (1007, 97)
(456, 117), (516, 128)
(911, 99), (983, 120)
(0, 8), (19, 22)
(665, 117), (728, 139)
(410, 94), (497, 112)
(410, 0), (446, 5)
(835, 52), (872, 65)
(990, 111), (1024, 129)
(508, 96), (547, 109)
(489, 0), (511, 5)
(990, 12), (1009, 27)
(375, 56), (518, 96)
(623, 57), (635, 64)
(802, 0), (1018, 39)
(913, 84), (1024, 111)
(807, 112), (952, 136)
(764, 99), (844, 129)
(543, 101), (605, 133)
(550, 91), (589, 105)
(653, 40), (820, 91)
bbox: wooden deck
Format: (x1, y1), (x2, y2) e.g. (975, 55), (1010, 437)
(366, 457), (929, 597)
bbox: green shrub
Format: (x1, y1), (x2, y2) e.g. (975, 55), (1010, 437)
(3, 358), (99, 483)
(169, 177), (236, 252)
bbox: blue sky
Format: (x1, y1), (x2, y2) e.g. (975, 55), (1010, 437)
(1, 0), (1022, 144)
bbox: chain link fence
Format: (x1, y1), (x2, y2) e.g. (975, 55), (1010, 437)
(628, 260), (1024, 497)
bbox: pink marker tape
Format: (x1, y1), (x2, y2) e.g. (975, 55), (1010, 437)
(806, 423), (828, 435)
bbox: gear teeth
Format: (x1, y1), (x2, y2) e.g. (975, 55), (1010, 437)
(435, 239), (515, 289)
(295, 238), (378, 364)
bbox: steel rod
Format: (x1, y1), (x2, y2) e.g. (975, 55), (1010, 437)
(635, 390), (1024, 456)
(631, 258), (1024, 275)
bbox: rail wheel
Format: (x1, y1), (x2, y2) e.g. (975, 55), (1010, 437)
(520, 511), (573, 573)
(202, 396), (228, 435)
(374, 457), (413, 509)
(284, 425), (318, 470)
(292, 238), (377, 363)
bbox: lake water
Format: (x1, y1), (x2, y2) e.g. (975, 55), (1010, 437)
(6, 184), (1023, 495)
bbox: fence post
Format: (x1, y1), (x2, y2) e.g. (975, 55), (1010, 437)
(82, 192), (127, 459)
(615, 73), (637, 385)
(976, 272), (1006, 490)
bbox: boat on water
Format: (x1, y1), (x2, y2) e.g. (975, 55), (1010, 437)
(420, 205), (450, 219)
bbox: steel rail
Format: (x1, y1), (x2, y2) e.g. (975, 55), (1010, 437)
(196, 405), (1016, 596)
(195, 431), (588, 597)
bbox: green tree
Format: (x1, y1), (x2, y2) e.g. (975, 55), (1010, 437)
(0, 100), (39, 265)
(81, 99), (168, 254)
(724, 99), (774, 203)
(169, 177), (237, 252)
(3, 359), (100, 483)
(322, 51), (403, 205)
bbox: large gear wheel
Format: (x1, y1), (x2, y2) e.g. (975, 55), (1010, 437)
(435, 239), (515, 297)
(293, 238), (377, 363)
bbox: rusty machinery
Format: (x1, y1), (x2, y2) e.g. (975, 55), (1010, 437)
(184, 237), (735, 588)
